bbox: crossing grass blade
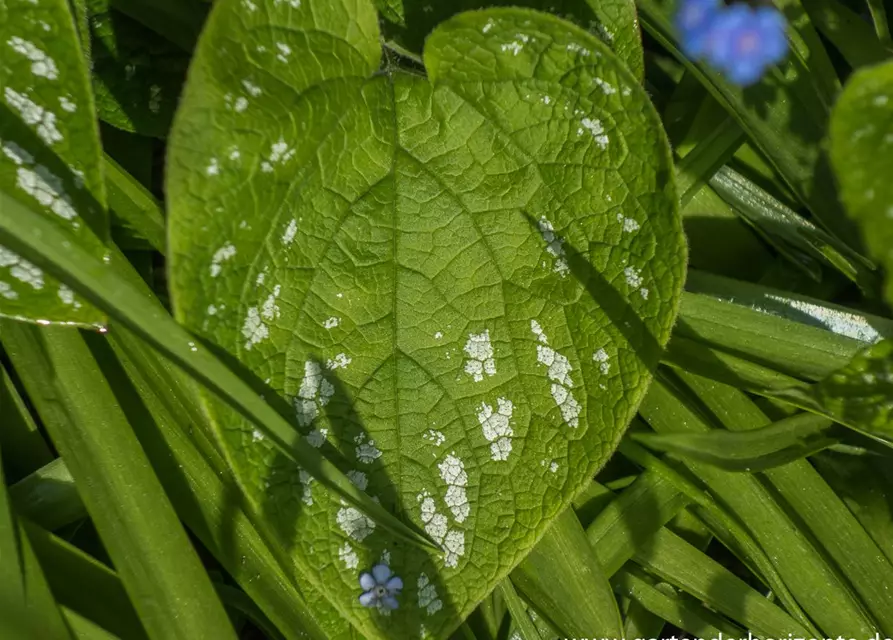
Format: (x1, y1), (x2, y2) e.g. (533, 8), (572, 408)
(1, 321), (237, 640)
(0, 190), (434, 553)
(9, 459), (86, 531)
(497, 580), (543, 640)
(631, 412), (838, 471)
(680, 371), (893, 635)
(639, 375), (878, 637)
(511, 509), (623, 638)
(0, 365), (54, 483)
(24, 520), (146, 639)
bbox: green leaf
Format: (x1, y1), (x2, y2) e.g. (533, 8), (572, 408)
(383, 0), (644, 81)
(0, 0), (108, 325)
(635, 0), (862, 250)
(103, 153), (166, 253)
(86, 0), (189, 137)
(166, 1), (684, 636)
(805, 0), (890, 69)
(830, 59), (893, 305)
(9, 458), (86, 532)
(511, 509), (623, 637)
(2, 322), (238, 640)
(632, 412), (839, 471)
(0, 365), (54, 482)
(0, 193), (427, 556)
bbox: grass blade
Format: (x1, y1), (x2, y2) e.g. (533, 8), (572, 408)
(2, 321), (237, 640)
(497, 580), (542, 640)
(9, 458), (86, 531)
(0, 365), (54, 482)
(0, 190), (433, 552)
(103, 154), (166, 254)
(24, 520), (146, 639)
(631, 412), (838, 471)
(512, 509), (623, 638)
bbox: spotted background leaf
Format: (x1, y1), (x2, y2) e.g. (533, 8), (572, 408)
(86, 0), (190, 138)
(166, 1), (684, 637)
(383, 0), (644, 82)
(0, 0), (107, 325)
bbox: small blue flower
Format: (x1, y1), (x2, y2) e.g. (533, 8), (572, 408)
(704, 3), (787, 85)
(676, 0), (723, 57)
(358, 564), (403, 611)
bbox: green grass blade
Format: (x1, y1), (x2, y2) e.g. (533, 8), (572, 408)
(640, 376), (879, 636)
(0, 365), (54, 482)
(60, 609), (120, 640)
(681, 372), (893, 635)
(2, 322), (237, 640)
(103, 155), (166, 254)
(497, 580), (542, 640)
(585, 471), (688, 576)
(612, 567), (744, 637)
(512, 509), (623, 638)
(100, 329), (332, 640)
(709, 166), (877, 292)
(0, 190), (434, 552)
(24, 520), (146, 639)
(675, 116), (744, 207)
(0, 440), (73, 639)
(805, 0), (891, 68)
(681, 270), (891, 379)
(635, 0), (861, 249)
(617, 437), (813, 632)
(9, 458), (86, 531)
(631, 412), (838, 471)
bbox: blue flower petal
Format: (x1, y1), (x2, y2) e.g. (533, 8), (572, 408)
(727, 58), (766, 86)
(359, 591), (377, 607)
(676, 0), (722, 57)
(385, 576), (404, 592)
(372, 564), (392, 584)
(381, 595), (400, 610)
(754, 7), (788, 63)
(359, 573), (376, 591)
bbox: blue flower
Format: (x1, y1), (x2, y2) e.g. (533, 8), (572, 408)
(358, 564), (403, 610)
(703, 3), (788, 85)
(676, 0), (723, 57)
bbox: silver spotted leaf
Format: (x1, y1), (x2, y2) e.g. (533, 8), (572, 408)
(166, 0), (685, 636)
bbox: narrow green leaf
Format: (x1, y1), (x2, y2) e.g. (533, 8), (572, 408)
(0, 364), (53, 482)
(0, 440), (72, 639)
(166, 1), (684, 635)
(632, 412), (838, 471)
(680, 371), (893, 636)
(86, 0), (189, 137)
(675, 115), (743, 207)
(830, 59), (893, 305)
(9, 458), (86, 531)
(497, 580), (542, 640)
(680, 270), (891, 380)
(805, 0), (890, 68)
(60, 609), (119, 640)
(103, 154), (165, 253)
(709, 166), (877, 292)
(639, 376), (878, 637)
(2, 321), (237, 640)
(0, 192), (433, 554)
(0, 0), (108, 324)
(24, 520), (146, 639)
(581, 478), (813, 637)
(511, 509), (623, 638)
(612, 568), (744, 638)
(867, 0), (892, 45)
(635, 0), (863, 249)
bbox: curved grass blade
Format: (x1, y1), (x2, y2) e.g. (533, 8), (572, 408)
(631, 412), (838, 471)
(0, 191), (434, 553)
(2, 321), (237, 640)
(103, 154), (165, 253)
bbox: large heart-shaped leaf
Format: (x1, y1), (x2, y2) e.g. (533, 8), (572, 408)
(1, 0), (107, 325)
(166, 1), (684, 637)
